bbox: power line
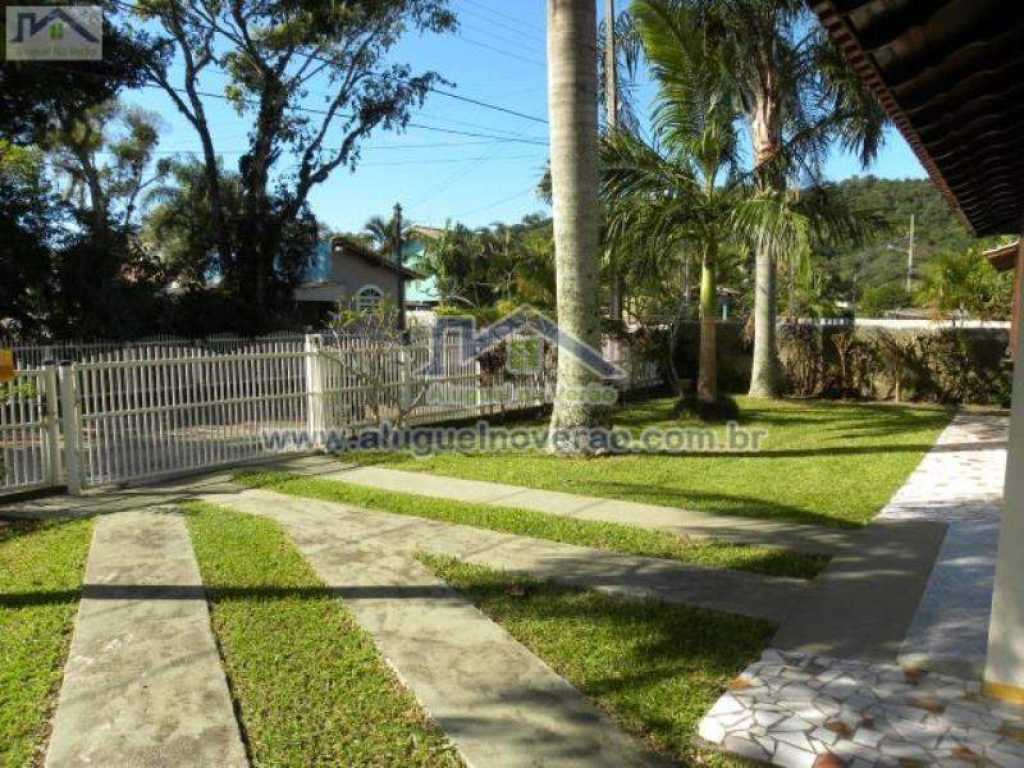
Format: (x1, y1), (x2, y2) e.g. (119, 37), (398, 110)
(428, 88), (546, 125)
(456, 35), (547, 68)
(450, 184), (541, 219)
(142, 139), (514, 154)
(460, 0), (546, 36)
(457, 5), (545, 45)
(109, 0), (549, 124)
(458, 18), (545, 54)
(136, 83), (550, 146)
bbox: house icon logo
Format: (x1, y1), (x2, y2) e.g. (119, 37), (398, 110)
(6, 6), (102, 60)
(424, 305), (626, 381)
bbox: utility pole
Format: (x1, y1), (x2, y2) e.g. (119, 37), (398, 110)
(394, 202), (406, 332)
(605, 0), (623, 326)
(906, 213), (915, 294)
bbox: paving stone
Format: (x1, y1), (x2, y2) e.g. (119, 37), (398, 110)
(987, 745), (1024, 768)
(44, 510), (248, 768)
(722, 735), (772, 763)
(774, 740), (817, 768)
(776, 731), (815, 752)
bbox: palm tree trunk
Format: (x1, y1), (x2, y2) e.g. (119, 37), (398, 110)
(748, 104), (783, 398)
(748, 236), (779, 397)
(546, 0), (604, 452)
(697, 252), (718, 404)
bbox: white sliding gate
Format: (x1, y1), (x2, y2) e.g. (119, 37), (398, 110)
(68, 348), (310, 490)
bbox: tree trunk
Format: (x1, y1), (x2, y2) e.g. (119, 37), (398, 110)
(604, 0), (622, 328)
(748, 231), (779, 397)
(697, 252), (718, 404)
(747, 99), (783, 398)
(546, 0), (604, 453)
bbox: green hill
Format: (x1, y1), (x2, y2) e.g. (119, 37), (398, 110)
(824, 175), (978, 294)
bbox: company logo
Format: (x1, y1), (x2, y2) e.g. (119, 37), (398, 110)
(6, 6), (102, 60)
(421, 305), (625, 406)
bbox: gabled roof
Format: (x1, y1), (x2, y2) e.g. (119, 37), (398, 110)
(808, 0), (1024, 236)
(330, 236), (424, 280)
(984, 241), (1021, 273)
(408, 225), (445, 241)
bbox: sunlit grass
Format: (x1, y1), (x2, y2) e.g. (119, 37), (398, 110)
(0, 518), (93, 767)
(183, 501), (461, 768)
(424, 555), (770, 767)
(344, 396), (952, 527)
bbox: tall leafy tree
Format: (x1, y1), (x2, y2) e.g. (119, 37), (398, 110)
(546, 0), (605, 452)
(363, 211), (411, 252)
(46, 103), (167, 234)
(131, 0), (457, 316)
(0, 143), (63, 336)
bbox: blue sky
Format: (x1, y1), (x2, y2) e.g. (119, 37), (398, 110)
(122, 0), (927, 235)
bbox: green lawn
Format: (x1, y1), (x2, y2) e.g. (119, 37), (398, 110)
(346, 396), (952, 527)
(0, 518), (93, 768)
(183, 501), (461, 768)
(235, 471), (828, 579)
(423, 555), (771, 767)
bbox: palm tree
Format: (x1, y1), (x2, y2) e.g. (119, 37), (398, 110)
(605, 0), (871, 409)
(665, 0), (887, 398)
(362, 212), (411, 252)
(603, 1), (742, 406)
(546, 0), (604, 453)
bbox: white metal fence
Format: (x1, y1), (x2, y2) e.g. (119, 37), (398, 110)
(0, 369), (61, 494)
(0, 333), (663, 496)
(5, 333), (307, 369)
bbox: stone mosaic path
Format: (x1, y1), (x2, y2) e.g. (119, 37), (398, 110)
(883, 413), (1008, 678)
(45, 509), (247, 768)
(700, 412), (1022, 767)
(198, 487), (666, 768)
(698, 649), (1024, 768)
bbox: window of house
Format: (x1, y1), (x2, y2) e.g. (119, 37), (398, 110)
(355, 285), (383, 312)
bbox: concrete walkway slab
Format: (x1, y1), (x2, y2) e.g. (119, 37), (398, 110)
(204, 487), (804, 623)
(272, 458), (861, 555)
(45, 509), (248, 768)
(197, 488), (668, 768)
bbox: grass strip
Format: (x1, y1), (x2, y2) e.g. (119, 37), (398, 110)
(422, 554), (771, 767)
(182, 501), (461, 768)
(343, 396), (951, 527)
(234, 471), (828, 579)
(0, 518), (93, 768)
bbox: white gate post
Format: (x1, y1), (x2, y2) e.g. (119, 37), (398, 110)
(58, 362), (83, 495)
(43, 364), (62, 487)
(304, 334), (324, 449)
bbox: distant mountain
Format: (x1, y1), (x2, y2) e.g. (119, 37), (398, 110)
(819, 175), (981, 295)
